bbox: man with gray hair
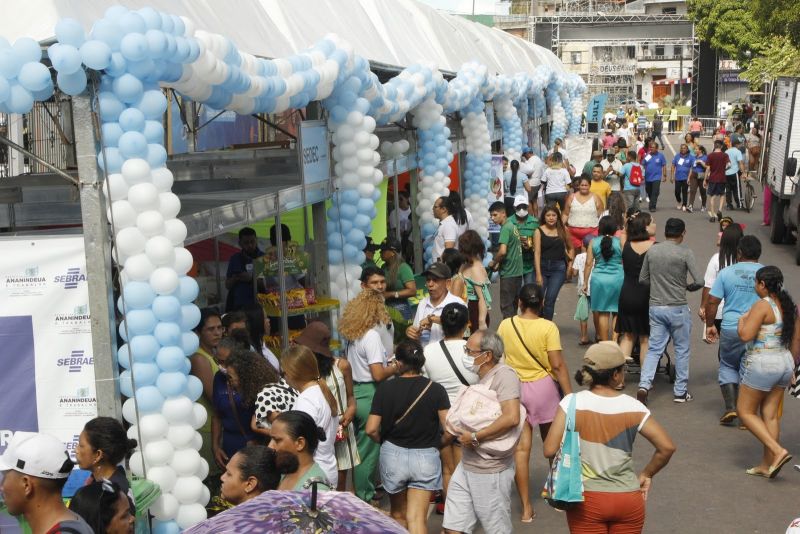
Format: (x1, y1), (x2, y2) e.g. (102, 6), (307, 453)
(442, 330), (522, 534)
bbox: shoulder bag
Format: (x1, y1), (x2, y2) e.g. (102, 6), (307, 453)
(439, 340), (470, 386)
(542, 393), (584, 509)
(510, 317), (563, 397)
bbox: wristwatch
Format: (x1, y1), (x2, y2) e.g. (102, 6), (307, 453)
(470, 432), (480, 447)
(394, 291), (399, 299)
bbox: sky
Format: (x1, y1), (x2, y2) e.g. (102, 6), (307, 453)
(415, 0), (510, 15)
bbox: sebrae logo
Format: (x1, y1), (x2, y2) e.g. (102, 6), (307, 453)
(57, 349), (93, 373)
(54, 267), (87, 289)
(64, 434), (80, 461)
(4, 265), (47, 294)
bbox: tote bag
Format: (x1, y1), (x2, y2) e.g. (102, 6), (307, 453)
(542, 393), (584, 509)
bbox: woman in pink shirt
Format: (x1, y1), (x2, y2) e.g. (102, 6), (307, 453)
(689, 117), (703, 141)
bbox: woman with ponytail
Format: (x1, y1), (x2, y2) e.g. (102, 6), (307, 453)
(544, 342), (675, 533)
(736, 266), (800, 478)
(281, 345), (340, 487)
(366, 340), (449, 533)
(504, 159), (530, 216)
(75, 417), (138, 514)
(584, 215), (624, 341)
(270, 411), (332, 491)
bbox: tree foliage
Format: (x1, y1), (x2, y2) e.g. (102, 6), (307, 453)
(687, 0), (762, 60)
(752, 0), (800, 49)
(741, 36), (800, 88)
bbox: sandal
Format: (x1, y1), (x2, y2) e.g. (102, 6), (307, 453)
(578, 339), (592, 346)
(521, 511), (537, 523)
(745, 467), (769, 478)
(768, 453), (793, 479)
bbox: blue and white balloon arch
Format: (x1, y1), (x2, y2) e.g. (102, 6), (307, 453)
(0, 5), (585, 532)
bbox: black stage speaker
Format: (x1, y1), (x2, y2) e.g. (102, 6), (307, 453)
(694, 41), (718, 116)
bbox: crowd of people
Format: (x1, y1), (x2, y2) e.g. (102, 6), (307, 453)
(2, 118), (798, 534)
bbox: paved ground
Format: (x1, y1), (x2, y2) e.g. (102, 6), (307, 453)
(427, 133), (800, 533)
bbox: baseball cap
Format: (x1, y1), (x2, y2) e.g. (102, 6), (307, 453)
(514, 194), (529, 208)
(0, 432), (74, 479)
(294, 320), (332, 358)
(522, 146), (533, 154)
(363, 237), (380, 253)
(380, 236), (402, 253)
(583, 341), (626, 371)
(422, 262), (452, 280)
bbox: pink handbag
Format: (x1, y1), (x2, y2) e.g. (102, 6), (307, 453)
(445, 383), (526, 459)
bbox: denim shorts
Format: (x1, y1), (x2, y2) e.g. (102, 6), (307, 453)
(379, 440), (442, 494)
(740, 350), (795, 392)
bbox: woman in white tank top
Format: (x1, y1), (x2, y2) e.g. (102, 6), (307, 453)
(561, 176), (603, 251)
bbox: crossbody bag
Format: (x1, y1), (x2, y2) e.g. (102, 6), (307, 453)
(440, 340), (470, 386)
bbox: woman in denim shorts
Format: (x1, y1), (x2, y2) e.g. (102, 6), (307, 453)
(366, 340), (450, 533)
(737, 266), (800, 478)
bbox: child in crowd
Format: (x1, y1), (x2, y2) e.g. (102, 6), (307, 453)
(570, 236), (592, 345)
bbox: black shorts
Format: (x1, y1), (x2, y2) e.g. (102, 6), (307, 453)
(690, 131), (700, 140)
(707, 182), (726, 196)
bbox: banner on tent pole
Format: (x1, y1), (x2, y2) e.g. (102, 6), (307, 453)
(586, 93), (608, 126)
(299, 120), (330, 186)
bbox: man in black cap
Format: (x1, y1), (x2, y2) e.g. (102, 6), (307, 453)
(637, 218), (703, 405)
(362, 237), (380, 270)
(0, 432), (94, 533)
(406, 262), (465, 347)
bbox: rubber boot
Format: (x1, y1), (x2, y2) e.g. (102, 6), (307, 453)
(734, 384), (747, 430)
(720, 383), (737, 425)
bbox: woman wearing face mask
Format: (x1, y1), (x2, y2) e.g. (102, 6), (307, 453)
(497, 283), (572, 523)
(212, 349), (277, 469)
(220, 445), (298, 505)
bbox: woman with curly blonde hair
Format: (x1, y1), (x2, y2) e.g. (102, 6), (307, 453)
(340, 287), (400, 502)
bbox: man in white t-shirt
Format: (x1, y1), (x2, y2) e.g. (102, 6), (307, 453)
(601, 152), (624, 191)
(406, 262), (466, 347)
(388, 190), (412, 235)
(432, 197), (461, 263)
(520, 147), (545, 215)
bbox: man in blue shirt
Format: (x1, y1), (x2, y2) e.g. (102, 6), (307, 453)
(225, 227), (264, 311)
(642, 141), (667, 212)
(725, 139), (745, 210)
(671, 144), (695, 211)
(705, 235), (763, 424)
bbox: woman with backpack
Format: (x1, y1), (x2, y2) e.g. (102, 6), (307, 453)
(621, 150), (644, 211)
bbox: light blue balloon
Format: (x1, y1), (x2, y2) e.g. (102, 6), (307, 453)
(57, 69), (87, 96)
(113, 73), (143, 104)
(17, 62), (50, 92)
(119, 12), (147, 35)
(181, 331), (199, 356)
(135, 385), (164, 414)
(328, 249), (343, 265)
(105, 5), (129, 20)
(146, 143), (167, 168)
(180, 304), (201, 331)
(0, 49), (21, 79)
(156, 372), (187, 398)
(0, 77), (10, 102)
(106, 52), (126, 76)
(119, 369), (134, 398)
(51, 44), (82, 74)
(138, 7), (162, 30)
(154, 321), (182, 346)
(160, 13), (175, 34)
(117, 343), (132, 369)
(339, 204), (357, 220)
(91, 19), (123, 51)
(120, 33), (148, 62)
(6, 83), (33, 114)
(55, 18), (86, 48)
(13, 38), (42, 64)
(136, 89), (167, 119)
(129, 334), (159, 363)
(118, 319), (129, 342)
(152, 295), (181, 322)
(125, 58), (156, 81)
(126, 308), (157, 336)
(123, 280), (156, 309)
(132, 361), (160, 386)
(356, 198), (374, 214)
(343, 243), (360, 262)
(101, 122), (123, 147)
(97, 91), (124, 121)
(174, 38), (189, 63)
(156, 345), (185, 372)
(184, 375), (203, 402)
(118, 131), (148, 159)
(176, 276), (199, 304)
(172, 16), (186, 36)
(96, 146), (122, 173)
(143, 120), (164, 144)
(80, 40), (111, 70)
(152, 520), (180, 534)
(145, 30), (167, 58)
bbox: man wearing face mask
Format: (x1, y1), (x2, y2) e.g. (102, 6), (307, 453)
(511, 194), (539, 285)
(442, 330), (522, 534)
(226, 227), (264, 311)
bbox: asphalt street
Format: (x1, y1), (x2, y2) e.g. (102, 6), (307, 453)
(428, 133), (800, 533)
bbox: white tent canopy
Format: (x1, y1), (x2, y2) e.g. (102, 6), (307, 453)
(2, 0), (563, 75)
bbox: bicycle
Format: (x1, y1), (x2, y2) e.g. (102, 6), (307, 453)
(740, 171), (757, 213)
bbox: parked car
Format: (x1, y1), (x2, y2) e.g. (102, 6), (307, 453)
(620, 98), (648, 111)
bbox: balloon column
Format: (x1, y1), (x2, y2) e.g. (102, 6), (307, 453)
(0, 6), (585, 531)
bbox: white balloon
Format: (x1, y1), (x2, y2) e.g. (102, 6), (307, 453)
(145, 236), (176, 266)
(116, 227), (147, 257)
(147, 465), (177, 493)
(136, 210), (165, 237)
(199, 484), (210, 506)
(173, 247), (193, 275)
(197, 458), (209, 480)
(128, 183), (160, 212)
(143, 439), (174, 467)
(150, 493), (180, 521)
(171, 448), (201, 477)
(175, 503), (207, 529)
(173, 475), (204, 505)
(129, 451), (146, 477)
(122, 158), (151, 185)
(189, 431), (203, 451)
(139, 413), (169, 441)
(158, 192), (181, 219)
(163, 218), (187, 246)
(166, 423), (195, 449)
(162, 396), (194, 423)
(190, 403), (207, 430)
(103, 173), (129, 201)
(151, 167), (174, 192)
(109, 200), (138, 229)
(150, 267), (179, 295)
(124, 253), (156, 282)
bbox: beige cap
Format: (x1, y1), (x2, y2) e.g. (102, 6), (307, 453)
(583, 341), (626, 370)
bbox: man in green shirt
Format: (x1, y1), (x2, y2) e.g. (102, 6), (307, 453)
(488, 201), (523, 319)
(379, 236), (417, 321)
(361, 237), (379, 270)
(510, 194), (539, 285)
